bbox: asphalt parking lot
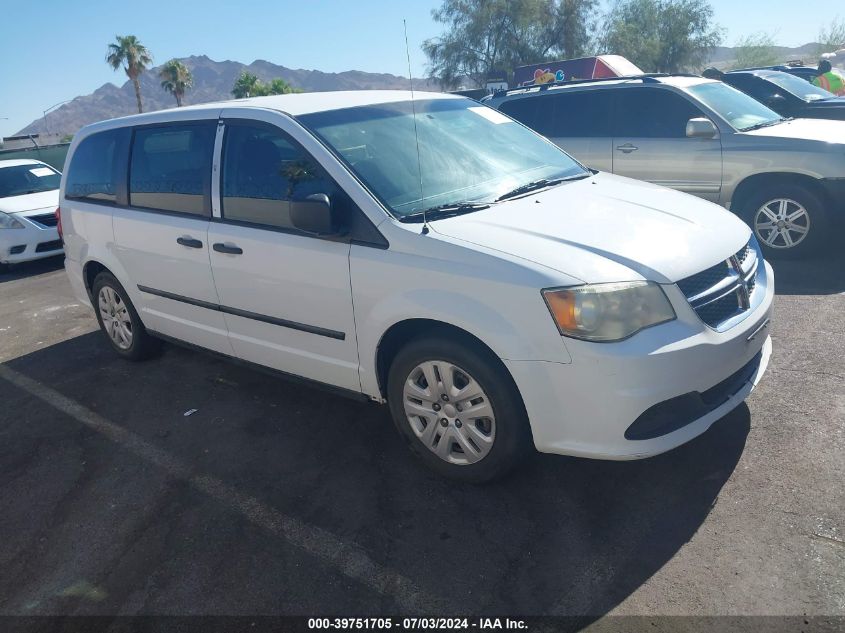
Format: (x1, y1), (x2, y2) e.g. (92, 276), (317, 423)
(0, 253), (843, 623)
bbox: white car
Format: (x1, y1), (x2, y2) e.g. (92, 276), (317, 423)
(0, 159), (63, 271)
(59, 91), (774, 481)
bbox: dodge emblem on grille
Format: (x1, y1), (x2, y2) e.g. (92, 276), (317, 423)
(729, 255), (751, 310)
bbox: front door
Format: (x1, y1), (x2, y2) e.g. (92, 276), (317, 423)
(611, 87), (723, 202)
(206, 114), (360, 392)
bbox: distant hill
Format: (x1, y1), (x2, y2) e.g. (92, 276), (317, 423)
(17, 55), (438, 137)
(705, 42), (822, 69)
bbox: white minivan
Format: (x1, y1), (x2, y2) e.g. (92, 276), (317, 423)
(59, 91), (774, 481)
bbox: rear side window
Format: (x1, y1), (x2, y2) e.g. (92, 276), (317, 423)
(498, 98), (541, 130)
(65, 128), (129, 203)
(614, 88), (704, 138)
(221, 123), (338, 230)
(129, 123), (215, 215)
(545, 91), (613, 137)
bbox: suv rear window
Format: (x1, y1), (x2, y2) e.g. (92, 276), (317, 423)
(129, 123), (215, 215)
(499, 91), (614, 138)
(614, 88), (703, 138)
(65, 129), (129, 203)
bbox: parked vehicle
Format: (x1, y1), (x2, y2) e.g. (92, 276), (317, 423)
(721, 69), (845, 121)
(60, 92), (773, 481)
(0, 159), (63, 272)
(734, 64), (821, 83)
(486, 75), (845, 257)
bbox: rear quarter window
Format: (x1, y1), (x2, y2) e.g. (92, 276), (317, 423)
(65, 128), (130, 203)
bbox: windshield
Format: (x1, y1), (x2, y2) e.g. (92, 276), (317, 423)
(763, 72), (835, 102)
(688, 82), (783, 131)
(297, 98), (588, 218)
(0, 163), (61, 199)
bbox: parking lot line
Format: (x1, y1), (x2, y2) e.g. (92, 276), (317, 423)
(0, 364), (444, 612)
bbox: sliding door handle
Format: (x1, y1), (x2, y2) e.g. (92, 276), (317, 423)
(176, 237), (203, 249)
(213, 242), (243, 255)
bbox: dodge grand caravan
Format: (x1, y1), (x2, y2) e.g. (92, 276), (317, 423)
(59, 91), (773, 481)
(486, 75), (845, 258)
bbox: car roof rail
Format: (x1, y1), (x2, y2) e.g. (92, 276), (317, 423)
(490, 73), (700, 98)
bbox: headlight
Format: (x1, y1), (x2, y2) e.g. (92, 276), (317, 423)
(0, 211), (25, 230)
(542, 281), (676, 342)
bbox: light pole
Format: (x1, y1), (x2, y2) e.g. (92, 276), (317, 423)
(42, 100), (72, 136)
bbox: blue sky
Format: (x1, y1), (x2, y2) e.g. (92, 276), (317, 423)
(0, 0), (840, 138)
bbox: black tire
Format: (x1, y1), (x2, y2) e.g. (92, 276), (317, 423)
(387, 334), (532, 483)
(91, 271), (160, 361)
(739, 184), (830, 259)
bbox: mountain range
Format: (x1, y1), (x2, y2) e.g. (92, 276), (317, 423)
(17, 55), (438, 138)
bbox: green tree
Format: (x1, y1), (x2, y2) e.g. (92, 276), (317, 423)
(423, 0), (598, 89)
(159, 59), (193, 107)
(817, 17), (845, 55)
(600, 0), (723, 72)
(731, 32), (779, 70)
(232, 71), (262, 98)
(265, 78), (301, 95)
(106, 35), (153, 113)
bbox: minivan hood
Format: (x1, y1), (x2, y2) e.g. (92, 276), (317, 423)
(431, 172), (750, 284)
(742, 117), (845, 142)
(0, 189), (59, 214)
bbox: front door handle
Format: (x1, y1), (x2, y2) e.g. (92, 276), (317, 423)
(616, 143), (639, 153)
(213, 242), (243, 255)
(176, 237), (203, 249)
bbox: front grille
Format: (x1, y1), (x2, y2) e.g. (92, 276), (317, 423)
(35, 240), (63, 253)
(28, 212), (58, 227)
(677, 240), (759, 330)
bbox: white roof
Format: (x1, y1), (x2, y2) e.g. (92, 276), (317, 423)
(0, 159), (46, 168)
(79, 90), (458, 136)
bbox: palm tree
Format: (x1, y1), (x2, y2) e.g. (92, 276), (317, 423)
(232, 71), (262, 98)
(159, 59), (193, 107)
(106, 35), (153, 113)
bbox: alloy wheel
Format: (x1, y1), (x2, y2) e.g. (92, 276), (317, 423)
(402, 360), (496, 465)
(98, 286), (133, 350)
(754, 198), (810, 249)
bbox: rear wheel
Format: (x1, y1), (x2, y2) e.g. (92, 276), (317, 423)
(92, 272), (160, 360)
(740, 184), (829, 259)
(387, 335), (532, 483)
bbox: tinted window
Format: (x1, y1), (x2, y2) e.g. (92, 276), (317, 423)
(65, 129), (128, 202)
(0, 163), (61, 199)
(498, 97), (540, 130)
(129, 123), (214, 215)
(546, 91), (613, 137)
(615, 88), (704, 138)
(731, 76), (778, 102)
(221, 123), (339, 229)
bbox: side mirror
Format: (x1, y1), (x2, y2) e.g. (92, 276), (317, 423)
(290, 193), (336, 236)
(686, 117), (717, 139)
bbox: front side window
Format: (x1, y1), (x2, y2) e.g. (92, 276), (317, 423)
(614, 88), (704, 138)
(298, 98), (587, 218)
(65, 128), (128, 203)
(221, 123), (337, 229)
(0, 163), (62, 199)
(129, 123), (215, 215)
(762, 72), (834, 102)
(687, 82), (783, 131)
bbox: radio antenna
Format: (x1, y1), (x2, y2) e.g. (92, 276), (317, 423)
(404, 19), (428, 234)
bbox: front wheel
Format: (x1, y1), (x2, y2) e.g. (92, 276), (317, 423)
(387, 335), (532, 483)
(740, 184), (829, 259)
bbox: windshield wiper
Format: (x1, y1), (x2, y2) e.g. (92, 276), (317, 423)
(398, 201), (491, 223)
(495, 173), (589, 202)
(741, 118), (790, 132)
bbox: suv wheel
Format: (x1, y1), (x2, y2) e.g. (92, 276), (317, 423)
(92, 272), (160, 360)
(387, 335), (532, 483)
(740, 184), (829, 258)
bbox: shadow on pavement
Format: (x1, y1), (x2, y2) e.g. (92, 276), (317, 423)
(0, 256), (64, 284)
(769, 248), (845, 296)
(0, 332), (749, 617)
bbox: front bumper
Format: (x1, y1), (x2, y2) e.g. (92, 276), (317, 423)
(0, 216), (62, 264)
(505, 260), (775, 460)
